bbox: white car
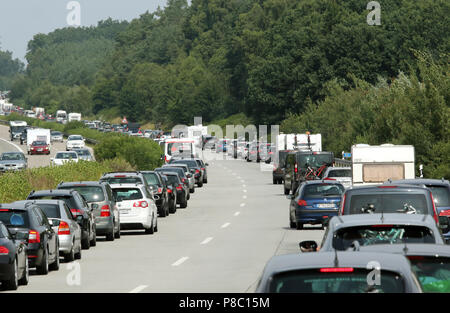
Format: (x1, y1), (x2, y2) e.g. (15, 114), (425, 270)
(66, 135), (85, 151)
(51, 151), (79, 166)
(111, 184), (158, 234)
(323, 167), (352, 189)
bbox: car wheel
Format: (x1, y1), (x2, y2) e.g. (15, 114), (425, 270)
(284, 188), (290, 195)
(169, 201), (177, 214)
(3, 258), (18, 290)
(114, 222), (121, 239)
(18, 256), (29, 286)
(190, 187), (195, 193)
(154, 218), (158, 232)
(74, 244), (82, 260)
(159, 206), (167, 217)
(296, 223), (304, 230)
(106, 227), (115, 241)
(197, 182), (203, 187)
(82, 230), (91, 250)
(36, 247), (49, 275)
(90, 226), (97, 247)
(180, 198), (188, 208)
(187, 193), (190, 200)
(273, 178), (277, 184)
(49, 242), (60, 271)
(145, 217), (154, 234)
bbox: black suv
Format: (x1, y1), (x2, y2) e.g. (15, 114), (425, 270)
(160, 172), (188, 209)
(27, 189), (96, 249)
(340, 184), (440, 225)
(169, 159), (203, 187)
(284, 151), (334, 195)
(194, 158), (208, 184)
(0, 202), (60, 275)
(140, 171), (170, 217)
(273, 150), (295, 185)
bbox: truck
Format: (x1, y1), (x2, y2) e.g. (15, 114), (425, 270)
(56, 110), (67, 123)
(68, 112), (81, 122)
(351, 144), (415, 186)
(9, 121), (28, 141)
(275, 133), (322, 152)
(26, 128), (51, 154)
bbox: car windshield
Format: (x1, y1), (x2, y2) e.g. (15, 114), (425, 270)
(303, 184), (345, 198)
(142, 173), (161, 186)
(328, 169), (352, 177)
(409, 257), (450, 293)
(427, 185), (450, 207)
(112, 188), (143, 201)
(0, 210), (30, 228)
(348, 194), (429, 215)
(32, 141), (47, 146)
(102, 176), (142, 185)
(333, 225), (435, 250)
(269, 269), (404, 293)
(1, 153), (25, 160)
(36, 204), (61, 218)
(298, 153), (334, 168)
(56, 152), (78, 159)
(59, 186), (105, 202)
(167, 142), (193, 156)
(74, 150), (90, 156)
(68, 136), (83, 141)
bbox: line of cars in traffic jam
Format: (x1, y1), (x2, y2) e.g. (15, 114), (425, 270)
(0, 156), (209, 290)
(210, 132), (450, 293)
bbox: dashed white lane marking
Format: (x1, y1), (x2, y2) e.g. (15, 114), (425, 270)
(221, 223), (231, 229)
(201, 237), (213, 245)
(172, 257), (189, 266)
(243, 195), (247, 199)
(234, 212), (241, 216)
(240, 203), (246, 207)
(242, 184), (246, 188)
(240, 180), (245, 183)
(129, 285), (148, 293)
(243, 189), (247, 193)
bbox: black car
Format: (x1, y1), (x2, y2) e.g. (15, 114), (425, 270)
(140, 171), (170, 217)
(273, 150), (294, 185)
(160, 175), (177, 214)
(155, 167), (190, 193)
(339, 184), (439, 225)
(194, 158), (208, 184)
(0, 203), (60, 275)
(27, 189), (96, 249)
(169, 159), (203, 187)
(161, 172), (188, 208)
(0, 221), (29, 290)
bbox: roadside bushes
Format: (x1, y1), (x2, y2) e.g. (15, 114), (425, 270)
(0, 158), (134, 203)
(94, 135), (163, 170)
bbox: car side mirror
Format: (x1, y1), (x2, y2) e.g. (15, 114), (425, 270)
(205, 163), (209, 166)
(439, 216), (450, 233)
(76, 215), (84, 223)
(299, 240), (318, 252)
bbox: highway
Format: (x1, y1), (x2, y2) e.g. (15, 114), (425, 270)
(0, 132), (325, 292)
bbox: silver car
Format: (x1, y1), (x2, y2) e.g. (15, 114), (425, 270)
(323, 167), (352, 189)
(57, 181), (120, 241)
(50, 131), (64, 143)
(73, 148), (94, 161)
(12, 200), (82, 262)
(0, 152), (27, 172)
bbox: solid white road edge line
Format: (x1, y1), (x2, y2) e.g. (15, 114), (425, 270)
(129, 285), (148, 293)
(0, 138), (24, 153)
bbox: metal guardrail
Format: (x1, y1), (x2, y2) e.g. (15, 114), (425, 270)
(334, 158), (352, 167)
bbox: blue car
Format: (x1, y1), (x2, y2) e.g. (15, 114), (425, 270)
(288, 180), (345, 230)
(215, 139), (228, 153)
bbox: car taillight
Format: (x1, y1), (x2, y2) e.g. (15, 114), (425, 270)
(340, 193), (346, 215)
(294, 163), (298, 173)
(439, 210), (450, 216)
(297, 200), (307, 206)
(58, 221), (71, 235)
(167, 189), (172, 193)
(320, 268), (354, 273)
(133, 201), (148, 208)
(176, 185), (183, 191)
(100, 205), (111, 217)
(430, 192), (439, 225)
(70, 208), (82, 215)
(158, 187), (163, 193)
(28, 229), (40, 243)
(0, 246), (9, 255)
(323, 177), (336, 180)
(181, 178), (186, 183)
(201, 168), (205, 171)
(195, 169), (200, 173)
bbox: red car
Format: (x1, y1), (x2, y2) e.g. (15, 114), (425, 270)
(30, 141), (50, 155)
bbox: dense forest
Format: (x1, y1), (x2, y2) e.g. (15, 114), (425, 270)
(0, 45), (24, 90)
(5, 0), (450, 176)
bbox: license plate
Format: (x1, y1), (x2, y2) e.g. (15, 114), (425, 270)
(120, 209), (131, 214)
(317, 203), (335, 208)
(37, 148), (43, 151)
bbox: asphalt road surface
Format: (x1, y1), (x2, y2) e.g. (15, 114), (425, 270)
(0, 133), (325, 293)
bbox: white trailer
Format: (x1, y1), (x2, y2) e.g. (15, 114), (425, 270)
(187, 125), (208, 148)
(68, 112), (81, 122)
(34, 107), (45, 116)
(27, 128), (51, 154)
(275, 133), (322, 152)
(351, 144), (415, 186)
(56, 110), (67, 123)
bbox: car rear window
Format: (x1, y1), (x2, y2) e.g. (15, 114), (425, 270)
(167, 142), (193, 156)
(29, 195), (78, 211)
(269, 269), (405, 293)
(171, 160), (198, 168)
(142, 173), (161, 186)
(101, 177), (143, 185)
(409, 256), (450, 293)
(59, 186), (105, 202)
(303, 184), (345, 198)
(36, 204), (61, 219)
(164, 175), (181, 185)
(157, 167), (185, 177)
(427, 185), (450, 207)
(112, 188), (143, 201)
(348, 193), (429, 215)
(333, 225), (436, 250)
(327, 169), (351, 177)
(0, 209), (30, 228)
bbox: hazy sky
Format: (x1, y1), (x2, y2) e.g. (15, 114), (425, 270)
(0, 0), (169, 62)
